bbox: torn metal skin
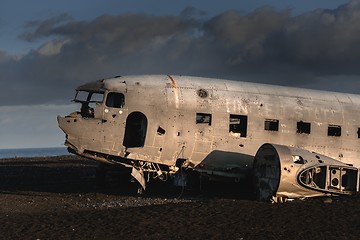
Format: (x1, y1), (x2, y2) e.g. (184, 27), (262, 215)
(58, 75), (360, 201)
(253, 144), (358, 203)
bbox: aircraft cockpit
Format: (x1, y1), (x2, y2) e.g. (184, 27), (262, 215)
(70, 79), (107, 118)
(71, 79), (127, 118)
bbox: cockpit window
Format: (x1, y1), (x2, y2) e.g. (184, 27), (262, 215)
(74, 91), (104, 118)
(74, 91), (104, 103)
(106, 92), (125, 108)
(89, 93), (104, 102)
(75, 91), (90, 102)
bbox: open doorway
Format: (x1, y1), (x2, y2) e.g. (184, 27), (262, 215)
(123, 112), (148, 148)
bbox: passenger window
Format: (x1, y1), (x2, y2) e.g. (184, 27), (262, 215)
(328, 125), (341, 137)
(106, 92), (125, 108)
(265, 119), (279, 131)
(229, 114), (247, 138)
(196, 113), (212, 125)
(297, 121), (311, 134)
(358, 128), (360, 138)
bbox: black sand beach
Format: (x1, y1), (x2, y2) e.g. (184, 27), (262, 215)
(1, 155), (360, 239)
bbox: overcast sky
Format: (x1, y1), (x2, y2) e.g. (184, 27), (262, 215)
(0, 0), (359, 149)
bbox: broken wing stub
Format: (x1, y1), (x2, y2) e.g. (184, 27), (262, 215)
(253, 143), (359, 202)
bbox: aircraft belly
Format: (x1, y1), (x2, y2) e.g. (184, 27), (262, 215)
(126, 147), (161, 163)
(195, 150), (254, 179)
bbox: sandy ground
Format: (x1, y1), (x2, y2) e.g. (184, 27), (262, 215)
(1, 155), (360, 240)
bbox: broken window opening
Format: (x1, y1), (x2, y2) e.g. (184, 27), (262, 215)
(157, 127), (166, 135)
(297, 121), (311, 134)
(196, 113), (212, 125)
(74, 90), (104, 118)
(357, 128), (360, 138)
(106, 92), (125, 108)
(328, 125), (341, 137)
(229, 114), (247, 138)
(265, 119), (279, 131)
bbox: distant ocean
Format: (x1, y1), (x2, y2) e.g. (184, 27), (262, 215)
(0, 147), (70, 159)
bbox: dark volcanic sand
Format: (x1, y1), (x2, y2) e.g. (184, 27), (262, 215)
(1, 156), (360, 239)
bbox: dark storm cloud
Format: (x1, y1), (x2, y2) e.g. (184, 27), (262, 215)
(20, 14), (73, 41)
(2, 1), (360, 106)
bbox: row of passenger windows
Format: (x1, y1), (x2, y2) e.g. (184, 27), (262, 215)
(295, 121), (342, 137)
(196, 113), (354, 138)
(102, 93), (350, 138)
(196, 113), (249, 137)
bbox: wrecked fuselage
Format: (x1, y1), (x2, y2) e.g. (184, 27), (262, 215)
(58, 75), (360, 201)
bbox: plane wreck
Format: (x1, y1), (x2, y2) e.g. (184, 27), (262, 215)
(58, 75), (360, 201)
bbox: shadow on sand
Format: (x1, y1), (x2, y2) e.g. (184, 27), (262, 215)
(0, 155), (255, 200)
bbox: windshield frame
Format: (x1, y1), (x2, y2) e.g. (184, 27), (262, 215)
(73, 90), (104, 104)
